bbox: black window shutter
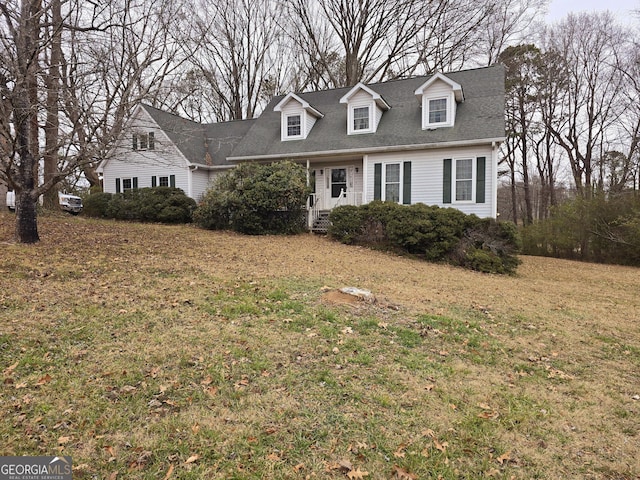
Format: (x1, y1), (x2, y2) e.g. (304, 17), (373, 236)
(443, 159), (452, 203)
(170, 175), (176, 188)
(133, 135), (137, 150)
(476, 157), (486, 203)
(402, 161), (411, 205)
(116, 178), (121, 193)
(374, 163), (382, 201)
(149, 132), (155, 150)
(133, 177), (138, 189)
(152, 176), (157, 188)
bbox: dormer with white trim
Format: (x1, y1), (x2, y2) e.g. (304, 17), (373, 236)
(274, 93), (323, 141)
(414, 73), (464, 130)
(339, 83), (390, 135)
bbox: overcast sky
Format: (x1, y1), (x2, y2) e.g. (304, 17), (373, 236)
(545, 0), (638, 23)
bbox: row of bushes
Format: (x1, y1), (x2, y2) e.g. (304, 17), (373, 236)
(522, 193), (640, 266)
(81, 162), (520, 274)
(83, 187), (196, 223)
(328, 201), (521, 274)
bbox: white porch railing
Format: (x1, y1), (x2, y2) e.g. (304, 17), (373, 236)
(307, 190), (363, 228)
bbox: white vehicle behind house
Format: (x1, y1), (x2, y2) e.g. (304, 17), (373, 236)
(58, 192), (83, 214)
(6, 191), (83, 214)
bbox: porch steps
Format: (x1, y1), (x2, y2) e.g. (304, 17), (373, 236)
(311, 211), (331, 234)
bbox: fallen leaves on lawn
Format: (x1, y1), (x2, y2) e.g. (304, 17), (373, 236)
(36, 374), (52, 386)
(433, 439), (448, 453)
(392, 465), (418, 479)
(496, 451), (512, 465)
(185, 454), (199, 464)
(347, 467), (369, 479)
(161, 464), (174, 480)
(3, 361), (18, 376)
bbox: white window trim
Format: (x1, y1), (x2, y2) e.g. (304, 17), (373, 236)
(158, 176), (169, 187)
(453, 157), (475, 203)
(423, 92), (455, 129)
(347, 101), (375, 135)
(381, 161), (403, 203)
(122, 177), (134, 192)
(282, 113), (304, 141)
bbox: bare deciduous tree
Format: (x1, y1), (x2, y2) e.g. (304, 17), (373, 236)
(544, 12), (628, 198)
(185, 0), (286, 121)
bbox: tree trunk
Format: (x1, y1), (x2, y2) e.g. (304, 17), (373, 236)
(510, 168), (518, 225)
(15, 190), (39, 244)
(43, 0), (62, 209)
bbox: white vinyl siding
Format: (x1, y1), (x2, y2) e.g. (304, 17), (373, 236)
(102, 107), (191, 197)
(364, 145), (495, 218)
(306, 115), (317, 137)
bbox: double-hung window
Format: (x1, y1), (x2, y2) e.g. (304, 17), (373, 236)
(353, 106), (370, 131)
(428, 98), (448, 124)
(455, 158), (473, 202)
(158, 176), (169, 187)
(374, 162), (411, 204)
(133, 132), (155, 150)
(122, 178), (133, 192)
(286, 114), (301, 138)
(385, 163), (401, 203)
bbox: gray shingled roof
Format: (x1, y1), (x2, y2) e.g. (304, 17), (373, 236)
(228, 65), (505, 161)
(142, 104), (255, 166)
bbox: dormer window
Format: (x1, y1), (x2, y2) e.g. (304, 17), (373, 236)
(274, 93), (323, 141)
(340, 83), (390, 135)
(287, 114), (302, 138)
(428, 98), (448, 124)
(353, 106), (370, 131)
(415, 73), (464, 130)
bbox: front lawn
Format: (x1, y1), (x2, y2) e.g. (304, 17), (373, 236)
(1, 213), (638, 479)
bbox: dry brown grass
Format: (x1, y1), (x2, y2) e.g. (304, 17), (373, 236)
(0, 212), (638, 479)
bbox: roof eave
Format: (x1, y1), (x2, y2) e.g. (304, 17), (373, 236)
(228, 137), (506, 162)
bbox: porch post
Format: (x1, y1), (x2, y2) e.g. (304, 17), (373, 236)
(306, 159), (312, 229)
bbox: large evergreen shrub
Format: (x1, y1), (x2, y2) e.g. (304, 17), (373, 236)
(193, 161), (311, 235)
(82, 192), (112, 218)
(83, 187), (196, 223)
(329, 201), (521, 274)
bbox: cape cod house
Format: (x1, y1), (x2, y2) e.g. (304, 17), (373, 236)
(99, 65), (505, 230)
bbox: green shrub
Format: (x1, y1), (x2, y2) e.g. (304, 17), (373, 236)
(327, 205), (365, 244)
(449, 219), (521, 274)
(194, 161), (310, 235)
(88, 187), (195, 223)
(329, 201), (521, 274)
(387, 204), (473, 259)
(82, 192), (113, 218)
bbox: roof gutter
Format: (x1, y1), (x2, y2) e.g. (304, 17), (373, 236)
(188, 163), (235, 171)
(227, 137), (506, 163)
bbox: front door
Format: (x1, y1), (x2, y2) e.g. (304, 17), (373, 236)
(325, 168), (347, 209)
